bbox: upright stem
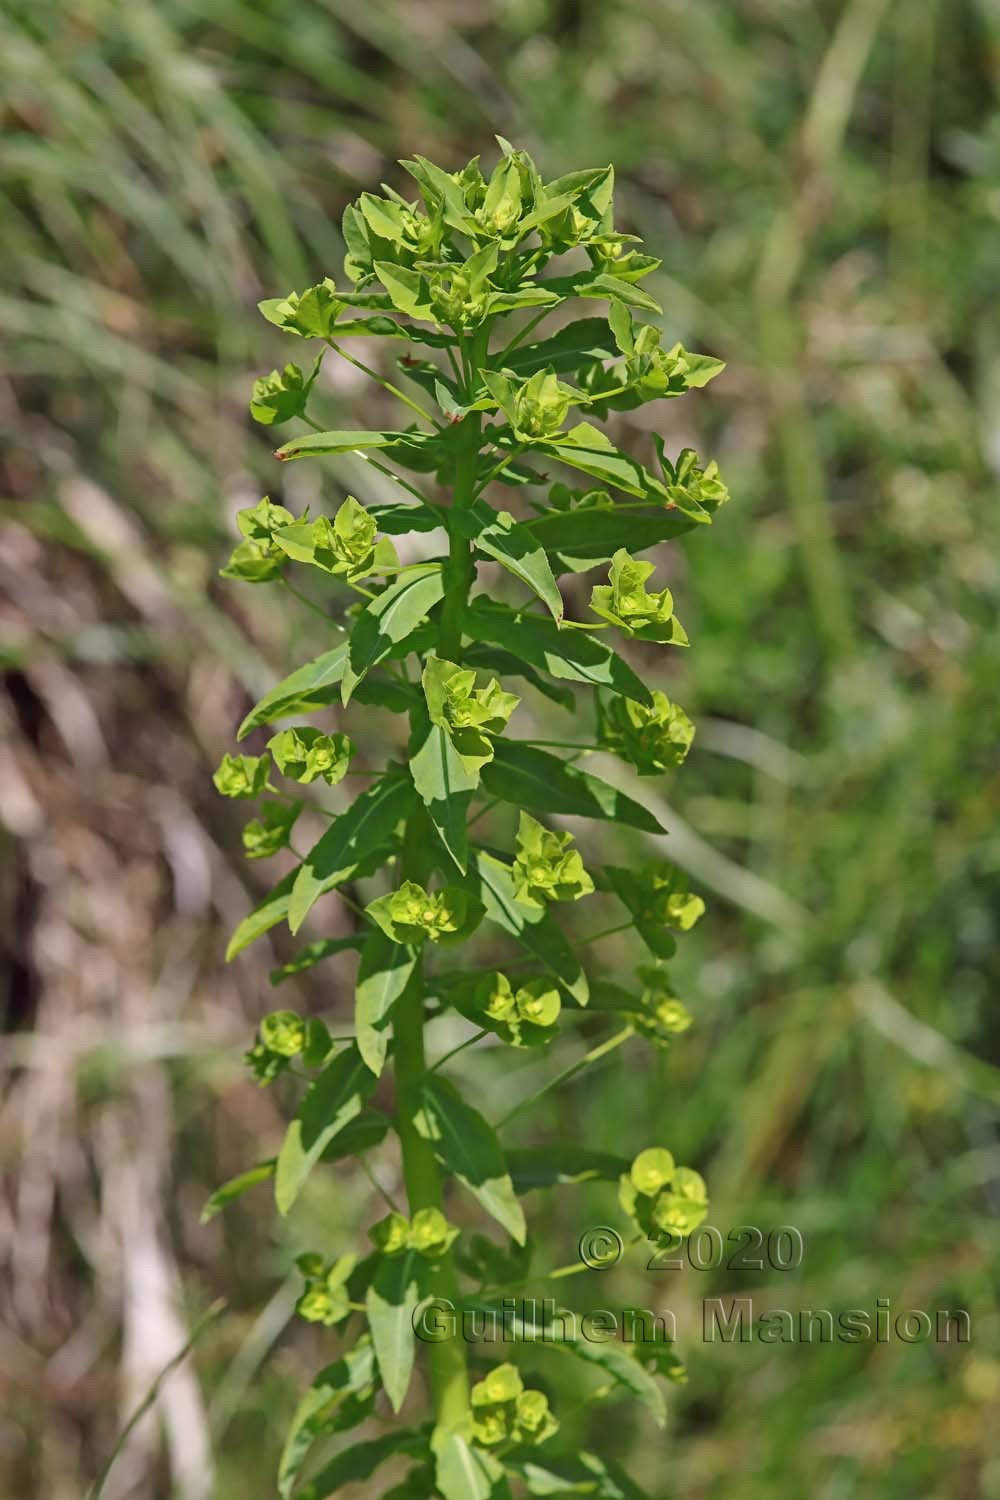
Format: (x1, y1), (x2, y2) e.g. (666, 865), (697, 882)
(391, 335), (489, 1429)
(393, 812), (469, 1429)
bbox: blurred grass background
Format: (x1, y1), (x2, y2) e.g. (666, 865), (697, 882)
(2, 0), (999, 1495)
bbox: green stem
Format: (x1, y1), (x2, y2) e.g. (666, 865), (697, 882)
(393, 820), (469, 1430)
(437, 394), (484, 659)
(428, 1027), (490, 1075)
(496, 305), (551, 363)
(280, 576), (336, 622)
(494, 1024), (634, 1130)
(390, 331), (493, 1431)
(326, 337), (439, 427)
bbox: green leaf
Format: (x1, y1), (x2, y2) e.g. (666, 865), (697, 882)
(199, 1160), (276, 1223)
(464, 645), (575, 710)
(374, 261), (434, 319)
(365, 1250), (420, 1412)
(483, 742), (665, 833)
(341, 564), (445, 703)
(436, 1433), (508, 1500)
(275, 1043), (375, 1214)
(269, 934), (366, 985)
(539, 270), (663, 314)
(277, 1338), (378, 1498)
(501, 317), (618, 376)
(506, 1146), (630, 1192)
(274, 429), (404, 461)
(564, 1337), (666, 1429)
(466, 601), (652, 706)
(320, 1109), (391, 1163)
(465, 501), (563, 621)
(509, 1452), (649, 1499)
(295, 1431), (427, 1500)
(485, 286), (561, 315)
(371, 501), (443, 535)
(409, 722), (477, 872)
(289, 774), (414, 933)
(225, 869), (296, 960)
(526, 505), (697, 574)
(543, 423), (667, 500)
(355, 930), (416, 1075)
(477, 1302), (666, 1430)
(474, 851), (589, 1004)
(237, 644), (348, 739)
(415, 1074), (526, 1244)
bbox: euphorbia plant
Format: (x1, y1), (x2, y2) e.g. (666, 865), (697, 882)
(211, 140), (728, 1498)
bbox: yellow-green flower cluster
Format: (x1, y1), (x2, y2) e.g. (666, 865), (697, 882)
(631, 966), (693, 1049)
(423, 656), (519, 773)
(469, 1362), (558, 1449)
(213, 751), (270, 798)
(244, 1009), (330, 1085)
(618, 1147), (709, 1244)
(250, 357), (321, 426)
(258, 277), (343, 338)
(270, 496), (396, 582)
(511, 812), (594, 908)
(511, 369), (575, 440)
(661, 447), (730, 517)
(600, 690), (695, 775)
(366, 881), (481, 947)
(295, 1251), (355, 1327)
(475, 972), (562, 1047)
(267, 727), (352, 786)
(590, 549), (685, 642)
(219, 496), (294, 584)
(639, 864), (705, 932)
(370, 1207), (459, 1260)
(241, 800), (300, 859)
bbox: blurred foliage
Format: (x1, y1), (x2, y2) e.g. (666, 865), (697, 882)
(2, 0), (999, 1496)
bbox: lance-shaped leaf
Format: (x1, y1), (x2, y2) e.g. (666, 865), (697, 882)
(461, 500), (563, 620)
(275, 1043), (375, 1214)
(483, 741), (665, 834)
(472, 1301), (667, 1430)
(501, 317), (618, 376)
(466, 601), (652, 706)
(525, 504), (698, 574)
(371, 501), (443, 534)
(270, 933), (366, 986)
(225, 869), (297, 960)
(508, 1452), (650, 1499)
(365, 1250), (421, 1412)
(237, 643), (348, 739)
(436, 1433), (509, 1500)
(409, 723), (477, 872)
(374, 261), (435, 320)
(474, 850), (589, 1004)
(295, 1431), (427, 1500)
(506, 1145), (630, 1193)
(200, 1160), (276, 1223)
(541, 423), (670, 500)
(341, 564), (445, 703)
(354, 930), (416, 1075)
(277, 1338), (378, 1498)
(289, 774), (414, 933)
(320, 1110), (392, 1164)
(538, 269), (663, 314)
(464, 645), (575, 710)
(415, 1075), (526, 1244)
(274, 429), (404, 461)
